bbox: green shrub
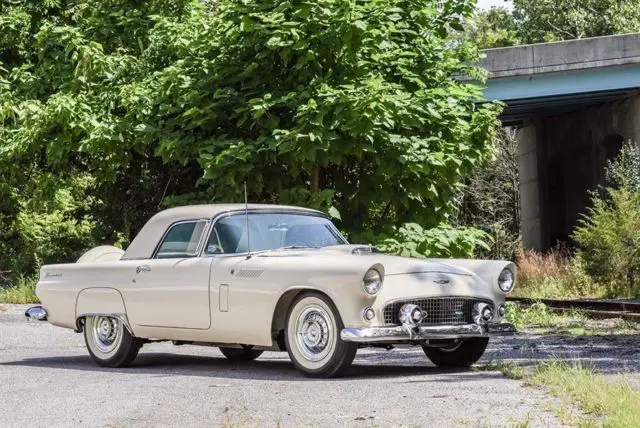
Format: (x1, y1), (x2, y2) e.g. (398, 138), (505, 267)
(0, 275), (39, 304)
(505, 302), (584, 329)
(606, 141), (640, 193)
(573, 187), (640, 298)
(0, 172), (97, 278)
(376, 223), (491, 258)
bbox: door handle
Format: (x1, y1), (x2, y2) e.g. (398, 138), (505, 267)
(136, 265), (151, 274)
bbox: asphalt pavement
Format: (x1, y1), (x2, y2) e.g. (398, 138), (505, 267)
(0, 304), (561, 427)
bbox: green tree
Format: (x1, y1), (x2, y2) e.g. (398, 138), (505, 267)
(1, 0), (501, 270)
(125, 0), (502, 236)
(513, 0), (640, 44)
(573, 187), (640, 297)
(455, 128), (521, 259)
(0, 0), (196, 251)
(470, 7), (519, 49)
(572, 142), (640, 298)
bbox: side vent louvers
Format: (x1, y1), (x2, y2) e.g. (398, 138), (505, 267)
(235, 269), (264, 278)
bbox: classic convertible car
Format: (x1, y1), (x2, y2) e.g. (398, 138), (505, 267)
(26, 204), (516, 377)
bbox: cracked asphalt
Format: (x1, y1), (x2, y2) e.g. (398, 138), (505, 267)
(0, 304), (572, 427)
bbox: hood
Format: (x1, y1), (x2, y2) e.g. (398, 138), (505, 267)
(316, 245), (474, 276)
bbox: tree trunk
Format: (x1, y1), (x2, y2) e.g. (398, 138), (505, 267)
(310, 168), (320, 193)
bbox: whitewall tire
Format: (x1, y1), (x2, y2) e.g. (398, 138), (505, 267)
(285, 292), (357, 377)
(83, 315), (142, 367)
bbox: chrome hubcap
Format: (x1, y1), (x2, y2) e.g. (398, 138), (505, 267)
(296, 306), (333, 362)
(92, 316), (121, 353)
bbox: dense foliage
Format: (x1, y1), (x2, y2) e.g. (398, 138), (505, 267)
(513, 0), (640, 44)
(571, 142), (640, 297)
(467, 6), (519, 49)
(605, 142), (640, 193)
(471, 0), (640, 49)
(455, 128), (520, 259)
(0, 0), (500, 276)
(377, 222), (490, 258)
(573, 187), (640, 297)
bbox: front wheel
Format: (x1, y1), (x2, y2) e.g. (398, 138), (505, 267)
(285, 292), (357, 378)
(219, 346), (263, 362)
(84, 315), (142, 368)
(422, 337), (489, 367)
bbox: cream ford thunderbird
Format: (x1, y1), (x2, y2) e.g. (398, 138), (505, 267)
(26, 204), (516, 377)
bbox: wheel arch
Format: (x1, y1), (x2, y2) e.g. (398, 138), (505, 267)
(75, 287), (134, 336)
(270, 286), (337, 350)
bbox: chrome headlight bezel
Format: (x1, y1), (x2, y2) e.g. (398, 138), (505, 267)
(498, 268), (515, 293)
(362, 268), (383, 296)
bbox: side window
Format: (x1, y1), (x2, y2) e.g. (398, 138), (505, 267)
(205, 219), (244, 254)
(155, 220), (208, 259)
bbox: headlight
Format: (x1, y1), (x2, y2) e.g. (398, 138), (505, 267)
(498, 268), (515, 293)
(362, 268), (382, 295)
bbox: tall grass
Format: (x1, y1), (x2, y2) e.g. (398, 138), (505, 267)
(513, 249), (602, 299)
(528, 360), (640, 428)
(0, 275), (39, 304)
(504, 302), (585, 330)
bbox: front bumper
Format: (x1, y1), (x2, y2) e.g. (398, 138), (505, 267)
(340, 322), (516, 343)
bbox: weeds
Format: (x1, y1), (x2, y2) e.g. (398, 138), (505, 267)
(0, 275), (39, 304)
(476, 360), (524, 380)
(513, 249), (602, 299)
(505, 301), (585, 330)
(527, 360), (640, 428)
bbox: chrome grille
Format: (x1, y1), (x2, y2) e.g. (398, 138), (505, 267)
(383, 297), (489, 325)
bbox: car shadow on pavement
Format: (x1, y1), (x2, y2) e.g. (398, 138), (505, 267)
(1, 351), (492, 381)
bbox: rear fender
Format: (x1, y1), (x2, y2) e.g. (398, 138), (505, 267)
(75, 288), (134, 335)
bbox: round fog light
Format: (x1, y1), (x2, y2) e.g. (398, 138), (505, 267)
(363, 306), (375, 321)
(498, 304), (506, 317)
(399, 304), (424, 326)
(473, 302), (495, 325)
(481, 306), (494, 322)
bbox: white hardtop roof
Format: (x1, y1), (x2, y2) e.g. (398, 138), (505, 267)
(152, 203), (322, 222)
(122, 204), (325, 260)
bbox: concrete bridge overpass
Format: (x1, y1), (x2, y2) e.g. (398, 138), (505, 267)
(481, 33), (640, 249)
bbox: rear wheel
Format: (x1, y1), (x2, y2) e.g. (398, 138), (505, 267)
(84, 315), (142, 367)
(219, 346), (263, 362)
(284, 292), (357, 378)
(422, 337), (489, 367)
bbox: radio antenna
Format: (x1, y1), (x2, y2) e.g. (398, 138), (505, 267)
(244, 181), (251, 257)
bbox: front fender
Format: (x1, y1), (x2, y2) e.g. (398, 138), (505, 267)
(441, 259), (517, 295)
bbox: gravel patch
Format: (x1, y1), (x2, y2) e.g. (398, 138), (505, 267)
(486, 323), (640, 376)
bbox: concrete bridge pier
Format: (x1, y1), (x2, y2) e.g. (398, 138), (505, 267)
(482, 33), (640, 249)
(516, 94), (640, 249)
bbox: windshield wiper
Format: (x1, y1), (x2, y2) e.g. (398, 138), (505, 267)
(248, 245), (318, 258)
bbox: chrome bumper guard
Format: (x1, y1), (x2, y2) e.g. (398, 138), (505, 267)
(340, 322), (516, 343)
(25, 306), (48, 321)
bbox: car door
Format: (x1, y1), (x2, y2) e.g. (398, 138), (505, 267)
(202, 214), (280, 345)
(125, 219), (213, 329)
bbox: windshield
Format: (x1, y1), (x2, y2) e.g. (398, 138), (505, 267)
(204, 212), (346, 254)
